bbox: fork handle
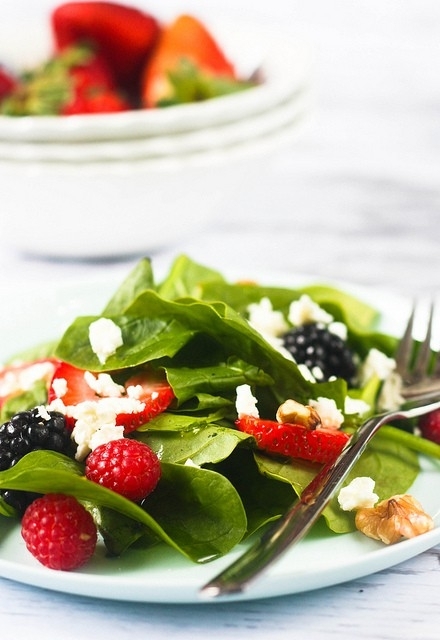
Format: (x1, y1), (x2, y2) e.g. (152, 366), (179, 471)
(200, 397), (440, 598)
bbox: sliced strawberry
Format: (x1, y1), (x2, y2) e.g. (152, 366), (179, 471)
(141, 14), (239, 108)
(48, 362), (174, 433)
(0, 66), (17, 102)
(1, 44), (131, 116)
(236, 415), (350, 465)
(48, 361), (97, 406)
(51, 1), (160, 94)
(121, 371), (175, 432)
(0, 358), (58, 408)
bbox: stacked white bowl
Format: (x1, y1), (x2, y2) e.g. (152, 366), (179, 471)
(0, 14), (312, 259)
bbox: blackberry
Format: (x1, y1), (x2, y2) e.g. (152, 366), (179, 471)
(0, 408), (74, 514)
(282, 322), (357, 385)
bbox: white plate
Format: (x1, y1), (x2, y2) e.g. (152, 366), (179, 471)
(0, 272), (439, 603)
(0, 16), (312, 143)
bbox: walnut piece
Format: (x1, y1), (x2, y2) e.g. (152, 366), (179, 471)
(276, 399), (321, 429)
(355, 494), (434, 545)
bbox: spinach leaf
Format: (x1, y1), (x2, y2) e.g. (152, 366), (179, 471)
(157, 254), (224, 300)
(102, 257), (156, 316)
(0, 450), (247, 563)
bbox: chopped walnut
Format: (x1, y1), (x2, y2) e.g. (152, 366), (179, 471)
(276, 399), (321, 430)
(355, 494), (434, 545)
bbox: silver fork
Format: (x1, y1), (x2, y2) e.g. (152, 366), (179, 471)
(395, 301), (440, 398)
(200, 301), (440, 599)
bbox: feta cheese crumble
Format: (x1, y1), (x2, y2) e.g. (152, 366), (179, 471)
(235, 384), (259, 418)
(51, 376), (67, 399)
(344, 396), (370, 416)
(308, 397), (344, 430)
(84, 370), (124, 397)
(288, 295), (333, 327)
(49, 395), (146, 460)
(338, 477), (379, 511)
(247, 297), (289, 338)
(88, 317), (123, 365)
(359, 348), (396, 384)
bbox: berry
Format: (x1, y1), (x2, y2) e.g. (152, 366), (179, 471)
(21, 493), (97, 570)
(48, 362), (175, 433)
(0, 408), (75, 513)
(282, 322), (357, 384)
(236, 415), (350, 465)
(141, 14), (243, 108)
(418, 409), (440, 445)
(85, 438), (161, 502)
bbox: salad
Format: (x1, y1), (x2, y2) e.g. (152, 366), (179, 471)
(0, 255), (439, 572)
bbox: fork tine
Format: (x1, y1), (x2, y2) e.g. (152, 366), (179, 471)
(412, 301), (435, 379)
(394, 302), (416, 377)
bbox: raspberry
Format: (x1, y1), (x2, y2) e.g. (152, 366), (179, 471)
(282, 322), (357, 384)
(418, 409), (440, 445)
(85, 438), (161, 502)
(21, 494), (97, 570)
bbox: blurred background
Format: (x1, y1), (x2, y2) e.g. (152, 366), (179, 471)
(1, 0), (439, 296)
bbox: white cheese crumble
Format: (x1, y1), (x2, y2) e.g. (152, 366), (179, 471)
(328, 321), (348, 341)
(344, 396), (370, 416)
(88, 317), (123, 365)
(308, 397), (344, 430)
(49, 395), (145, 460)
(0, 361), (55, 397)
(89, 424), (125, 452)
(378, 371), (404, 411)
(359, 348), (396, 384)
(247, 297), (289, 338)
(51, 376), (67, 399)
(246, 297), (293, 357)
(338, 477), (379, 511)
(84, 370), (124, 397)
(35, 405), (51, 421)
(235, 384), (259, 418)
(288, 295), (333, 327)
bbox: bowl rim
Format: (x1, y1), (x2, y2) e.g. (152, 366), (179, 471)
(0, 86), (311, 162)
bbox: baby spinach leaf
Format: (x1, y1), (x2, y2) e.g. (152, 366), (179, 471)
(157, 254), (224, 300)
(212, 449), (298, 537)
(164, 357), (273, 404)
(0, 450), (247, 563)
(138, 425), (252, 465)
(142, 461), (247, 562)
(55, 314), (196, 371)
(101, 257), (156, 316)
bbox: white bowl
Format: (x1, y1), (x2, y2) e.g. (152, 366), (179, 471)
(0, 17), (311, 142)
(0, 88), (310, 162)
(0, 113), (307, 259)
(0, 8), (312, 259)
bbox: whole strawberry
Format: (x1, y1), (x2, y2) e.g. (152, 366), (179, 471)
(418, 409), (440, 445)
(85, 438), (161, 502)
(21, 493), (97, 570)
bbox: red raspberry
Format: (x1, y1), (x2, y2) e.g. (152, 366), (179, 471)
(85, 438), (161, 502)
(418, 409), (440, 445)
(21, 494), (97, 570)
